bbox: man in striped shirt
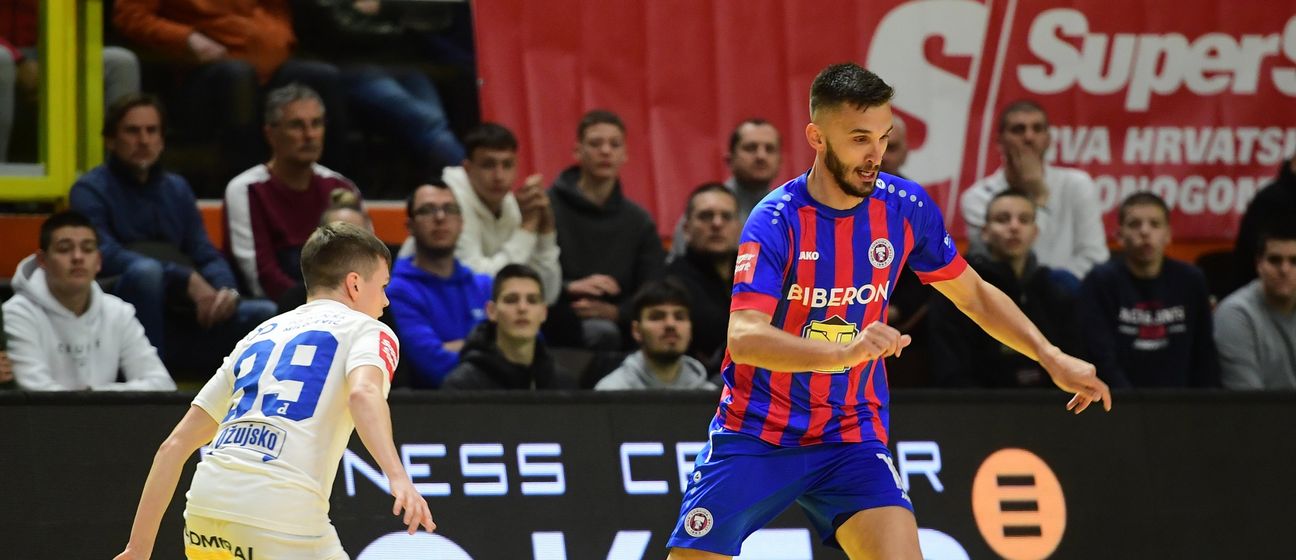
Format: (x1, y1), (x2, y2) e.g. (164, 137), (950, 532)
(666, 63), (1110, 560)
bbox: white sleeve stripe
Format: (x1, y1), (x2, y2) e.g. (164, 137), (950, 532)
(225, 166), (269, 298)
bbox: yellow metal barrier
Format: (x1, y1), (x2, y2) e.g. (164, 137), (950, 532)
(0, 0), (102, 204)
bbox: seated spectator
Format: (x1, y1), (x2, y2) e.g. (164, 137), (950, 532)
(443, 264), (568, 390)
(664, 183), (739, 374)
(1078, 192), (1219, 388)
(2, 212), (175, 391)
(443, 123), (561, 303)
(928, 191), (1080, 387)
(113, 0), (348, 187)
(1232, 155), (1296, 293)
(669, 119), (783, 259)
(225, 83), (361, 305)
(291, 0), (466, 170)
(595, 279), (716, 390)
(387, 183), (492, 388)
(275, 191), (373, 315)
(880, 114), (909, 178)
(548, 109), (665, 350)
(68, 94), (277, 376)
(961, 100), (1109, 278)
(1216, 229), (1296, 389)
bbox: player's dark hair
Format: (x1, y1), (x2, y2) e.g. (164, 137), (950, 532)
(577, 109), (626, 140)
(39, 211), (98, 252)
(492, 264), (544, 301)
(984, 189), (1036, 217)
(464, 122), (519, 159)
(684, 182), (736, 219)
(102, 93), (166, 138)
(1118, 191), (1170, 225)
(264, 82), (325, 126)
(631, 278), (693, 322)
(301, 222), (391, 295)
(728, 118), (778, 154)
(996, 99), (1048, 134)
(405, 179), (452, 218)
(809, 63), (894, 119)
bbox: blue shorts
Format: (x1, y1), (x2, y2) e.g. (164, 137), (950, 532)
(666, 429), (912, 556)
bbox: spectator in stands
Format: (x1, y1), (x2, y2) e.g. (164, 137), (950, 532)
(2, 212), (175, 391)
(928, 191), (1080, 387)
(69, 94), (276, 376)
(880, 113), (909, 178)
(878, 114), (934, 386)
(113, 0), (348, 183)
(442, 264), (567, 390)
(1216, 229), (1296, 389)
(1, 0), (140, 162)
(1078, 192), (1219, 388)
(1232, 155), (1296, 293)
(664, 182), (739, 374)
(387, 183), (492, 389)
(443, 123), (561, 304)
(595, 279), (715, 390)
(225, 83), (361, 306)
(548, 109), (665, 350)
(291, 0), (466, 171)
(961, 100), (1108, 279)
(670, 119), (782, 259)
(274, 191), (373, 315)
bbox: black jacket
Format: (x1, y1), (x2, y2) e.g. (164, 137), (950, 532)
(663, 248), (734, 373)
(1233, 158), (1296, 293)
(442, 322), (568, 390)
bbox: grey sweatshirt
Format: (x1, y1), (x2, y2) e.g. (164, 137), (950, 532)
(1214, 280), (1296, 389)
(595, 351), (717, 390)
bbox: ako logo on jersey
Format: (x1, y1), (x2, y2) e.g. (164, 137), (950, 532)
(378, 331), (399, 380)
(802, 315), (859, 373)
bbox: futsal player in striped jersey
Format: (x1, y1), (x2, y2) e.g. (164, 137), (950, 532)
(666, 63), (1110, 560)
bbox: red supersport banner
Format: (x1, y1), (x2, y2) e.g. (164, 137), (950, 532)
(473, 0), (1296, 241)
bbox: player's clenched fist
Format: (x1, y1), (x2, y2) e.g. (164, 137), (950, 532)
(842, 321), (911, 366)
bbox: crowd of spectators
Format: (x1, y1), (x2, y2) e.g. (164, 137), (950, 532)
(1, 4), (1293, 393)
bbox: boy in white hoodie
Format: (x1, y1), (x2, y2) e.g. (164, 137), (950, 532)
(2, 211), (175, 391)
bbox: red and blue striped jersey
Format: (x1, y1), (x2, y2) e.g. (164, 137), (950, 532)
(714, 171), (967, 447)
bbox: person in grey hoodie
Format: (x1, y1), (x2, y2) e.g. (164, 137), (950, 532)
(1, 211), (174, 391)
(596, 279), (716, 391)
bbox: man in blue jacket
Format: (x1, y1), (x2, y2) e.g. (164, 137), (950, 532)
(387, 182), (492, 388)
(69, 94), (276, 376)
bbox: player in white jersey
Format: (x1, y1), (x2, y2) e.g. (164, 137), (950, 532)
(115, 222), (434, 560)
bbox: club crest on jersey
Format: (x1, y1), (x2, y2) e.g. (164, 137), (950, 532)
(869, 238), (895, 269)
(684, 507), (714, 537)
(802, 315), (859, 373)
(378, 331), (399, 379)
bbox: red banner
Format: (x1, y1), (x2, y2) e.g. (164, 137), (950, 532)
(474, 0), (1296, 241)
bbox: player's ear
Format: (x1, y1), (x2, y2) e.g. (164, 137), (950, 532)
(805, 123), (824, 151)
(347, 271), (362, 299)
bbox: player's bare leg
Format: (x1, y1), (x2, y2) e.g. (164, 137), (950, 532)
(835, 506), (922, 560)
(666, 547), (731, 560)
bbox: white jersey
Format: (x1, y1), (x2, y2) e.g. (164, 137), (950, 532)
(187, 299), (400, 536)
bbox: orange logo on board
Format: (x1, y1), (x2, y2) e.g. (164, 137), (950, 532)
(971, 448), (1066, 560)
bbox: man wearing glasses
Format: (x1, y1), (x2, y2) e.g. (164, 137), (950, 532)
(387, 182), (492, 389)
(1216, 229), (1296, 389)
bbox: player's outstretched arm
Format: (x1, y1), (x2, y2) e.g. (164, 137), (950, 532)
(728, 309), (910, 373)
(348, 365), (436, 535)
(932, 266), (1112, 413)
(115, 405), (219, 560)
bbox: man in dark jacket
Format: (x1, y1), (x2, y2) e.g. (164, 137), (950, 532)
(1079, 192), (1219, 388)
(443, 264), (567, 390)
(69, 94), (276, 376)
(664, 182), (739, 374)
(1233, 156), (1296, 293)
(928, 190), (1081, 387)
(546, 109), (665, 350)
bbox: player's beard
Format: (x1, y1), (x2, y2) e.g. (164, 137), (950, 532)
(824, 139), (877, 198)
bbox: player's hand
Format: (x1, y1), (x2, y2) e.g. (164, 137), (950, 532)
(113, 546), (148, 560)
(842, 321), (911, 366)
(1039, 346), (1111, 414)
(390, 479), (436, 534)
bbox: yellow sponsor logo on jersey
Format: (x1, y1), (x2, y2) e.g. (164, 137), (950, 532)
(802, 315), (859, 373)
